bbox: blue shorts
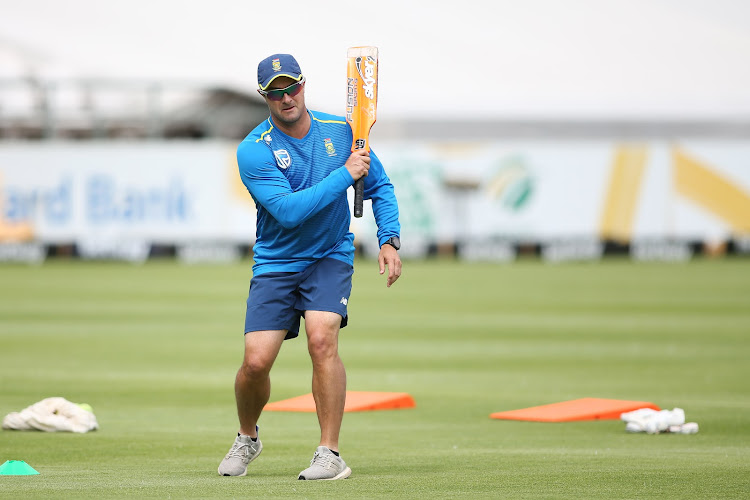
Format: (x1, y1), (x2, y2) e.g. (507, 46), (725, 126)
(244, 258), (353, 340)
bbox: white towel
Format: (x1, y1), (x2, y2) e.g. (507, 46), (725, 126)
(620, 407), (697, 434)
(2, 397), (99, 433)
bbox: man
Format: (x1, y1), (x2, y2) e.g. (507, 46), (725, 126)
(218, 53), (402, 480)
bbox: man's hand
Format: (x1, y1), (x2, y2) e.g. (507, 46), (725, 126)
(345, 149), (371, 181)
(378, 244), (402, 287)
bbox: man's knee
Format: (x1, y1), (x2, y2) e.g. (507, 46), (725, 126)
(240, 330), (285, 379)
(307, 333), (339, 362)
(305, 311), (342, 362)
(239, 354), (274, 379)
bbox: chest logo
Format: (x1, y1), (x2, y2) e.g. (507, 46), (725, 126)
(324, 138), (337, 157)
(273, 149), (292, 169)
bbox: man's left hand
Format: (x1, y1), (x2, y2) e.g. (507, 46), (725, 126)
(378, 244), (402, 288)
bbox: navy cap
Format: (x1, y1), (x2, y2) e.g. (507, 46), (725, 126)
(257, 54), (303, 90)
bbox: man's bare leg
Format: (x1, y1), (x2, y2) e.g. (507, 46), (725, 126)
(304, 310), (346, 451)
(235, 329), (287, 437)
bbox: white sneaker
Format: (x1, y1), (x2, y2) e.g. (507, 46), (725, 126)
(298, 446), (351, 480)
(218, 427), (262, 476)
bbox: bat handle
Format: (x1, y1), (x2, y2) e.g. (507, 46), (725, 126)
(353, 178), (364, 218)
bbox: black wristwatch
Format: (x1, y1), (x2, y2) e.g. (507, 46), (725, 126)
(383, 236), (401, 250)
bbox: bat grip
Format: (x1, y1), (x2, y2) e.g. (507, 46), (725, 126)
(353, 178), (364, 218)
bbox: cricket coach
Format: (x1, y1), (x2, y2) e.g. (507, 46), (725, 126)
(218, 53), (401, 480)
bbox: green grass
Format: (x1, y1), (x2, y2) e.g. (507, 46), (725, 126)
(1, 257), (749, 499)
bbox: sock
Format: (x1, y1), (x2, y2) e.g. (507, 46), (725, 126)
(331, 450), (340, 457)
(238, 432), (258, 442)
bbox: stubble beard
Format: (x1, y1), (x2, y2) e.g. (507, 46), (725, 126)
(272, 98), (305, 127)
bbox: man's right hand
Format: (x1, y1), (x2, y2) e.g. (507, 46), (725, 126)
(345, 149), (371, 181)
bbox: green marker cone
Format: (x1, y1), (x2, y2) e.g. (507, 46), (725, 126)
(0, 460), (40, 475)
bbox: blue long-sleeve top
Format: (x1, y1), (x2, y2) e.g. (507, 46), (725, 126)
(237, 110), (400, 275)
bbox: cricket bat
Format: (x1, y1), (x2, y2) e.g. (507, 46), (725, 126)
(346, 46), (378, 218)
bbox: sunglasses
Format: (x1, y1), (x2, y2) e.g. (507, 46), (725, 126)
(258, 77), (305, 101)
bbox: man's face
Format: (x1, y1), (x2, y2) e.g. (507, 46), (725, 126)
(264, 76), (306, 126)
